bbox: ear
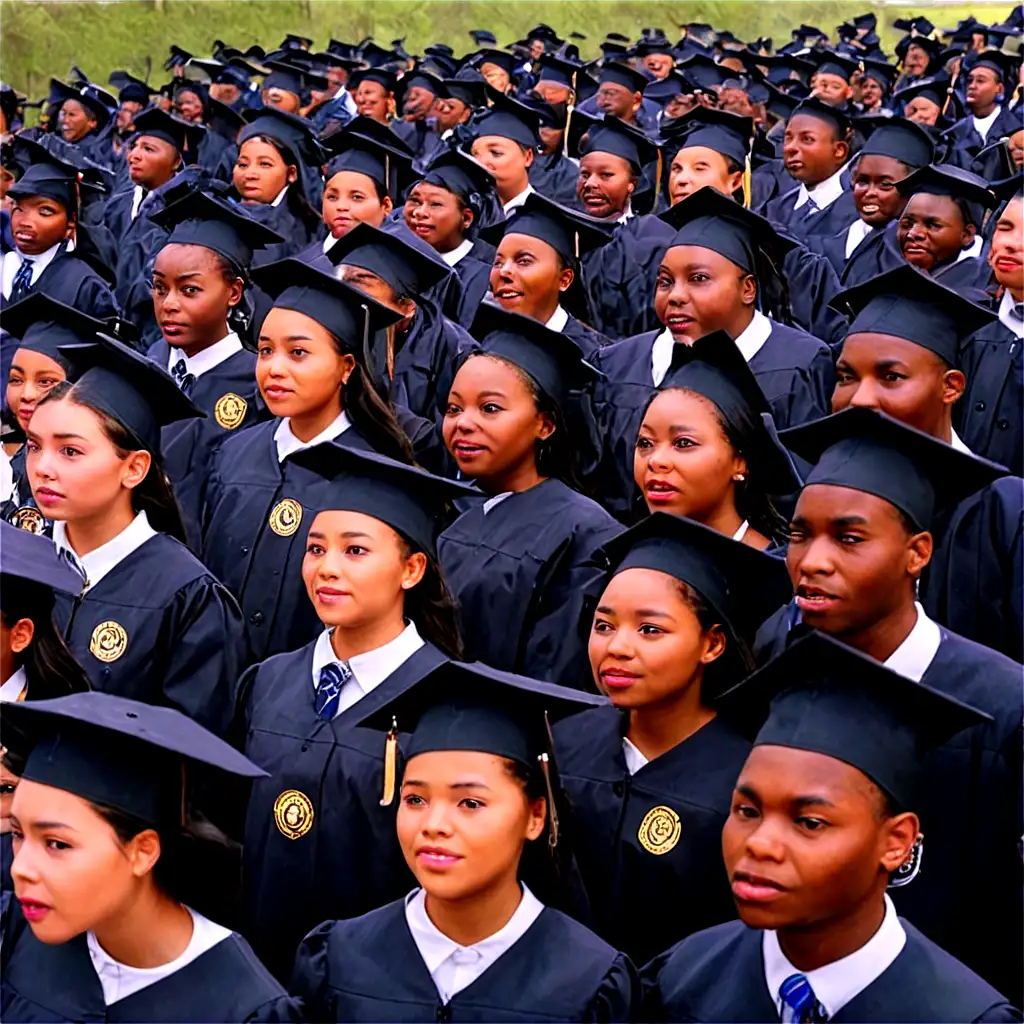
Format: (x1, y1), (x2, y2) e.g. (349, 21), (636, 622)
(227, 276), (245, 309)
(525, 795), (547, 842)
(725, 168), (745, 196)
(286, 165), (298, 185)
(381, 195), (394, 216)
(834, 137), (851, 163)
(120, 449), (152, 492)
(739, 272), (757, 308)
(338, 351), (357, 385)
(536, 409), (556, 442)
(557, 264), (574, 294)
(940, 368), (966, 407)
(400, 549), (427, 591)
(125, 828), (163, 879)
(961, 222), (977, 249)
(880, 811), (920, 874)
(700, 623), (728, 666)
(8, 617), (35, 655)
(523, 145), (535, 169)
(906, 529), (933, 580)
(462, 206), (475, 232)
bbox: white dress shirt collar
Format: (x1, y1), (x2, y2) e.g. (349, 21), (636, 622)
(616, 201), (635, 225)
(972, 106), (1001, 143)
(949, 428), (973, 454)
(956, 235), (984, 263)
(544, 305), (570, 332)
(882, 603), (942, 683)
(651, 326), (675, 386)
(271, 184), (290, 207)
(764, 895), (906, 1021)
(273, 411), (351, 463)
(441, 238), (475, 267)
(0, 666), (27, 704)
(405, 884), (545, 1003)
(502, 183), (535, 215)
(845, 219), (873, 258)
(311, 621), (424, 719)
(167, 332), (243, 381)
(1, 238), (70, 298)
(87, 907), (231, 1005)
(130, 184), (147, 220)
(622, 736), (649, 775)
(322, 233), (338, 255)
(794, 165), (846, 213)
(998, 289), (1024, 339)
(52, 512), (157, 593)
(732, 309), (773, 362)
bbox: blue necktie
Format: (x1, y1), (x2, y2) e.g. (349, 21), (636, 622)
(1010, 303), (1024, 323)
(170, 358), (196, 396)
(9, 258), (34, 302)
(315, 662), (353, 721)
(780, 973), (828, 1023)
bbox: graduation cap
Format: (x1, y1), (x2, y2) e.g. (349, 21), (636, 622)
(891, 74), (953, 111)
(537, 53), (583, 90)
(261, 60), (310, 97)
(675, 53), (729, 92)
(108, 71), (151, 106)
(527, 23), (562, 45)
(394, 68), (443, 111)
(860, 58), (899, 91)
(48, 80), (114, 129)
(807, 49), (860, 83)
(600, 39), (630, 59)
(972, 49), (1017, 81)
(763, 81), (802, 123)
(1, 692), (266, 828)
(635, 34), (675, 58)
(856, 116), (934, 168)
(348, 67), (398, 94)
(717, 630), (990, 810)
(163, 45), (193, 71)
(830, 264), (996, 368)
(470, 29), (498, 47)
(896, 33), (944, 65)
(470, 91), (541, 147)
(441, 68), (488, 109)
(7, 143), (97, 212)
(598, 60), (650, 95)
(853, 12), (877, 32)
(644, 70), (698, 107)
(315, 50), (363, 73)
(327, 38), (359, 59)
(473, 48), (517, 77)
(895, 163), (997, 227)
(238, 107), (323, 165)
(780, 407), (1007, 531)
(663, 106), (753, 166)
(132, 106), (206, 154)
(569, 111), (659, 172)
(322, 120), (414, 199)
(418, 148), (495, 209)
(359, 41), (401, 69)
(1, 520), (84, 595)
(281, 33), (314, 51)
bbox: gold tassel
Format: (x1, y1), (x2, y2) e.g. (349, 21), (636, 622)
(743, 151), (752, 209)
(379, 717), (398, 806)
(538, 752), (559, 850)
(654, 148), (663, 209)
(574, 230), (579, 260)
(386, 324), (396, 381)
(941, 66), (960, 117)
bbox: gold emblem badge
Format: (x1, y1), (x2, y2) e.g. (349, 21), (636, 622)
(89, 621), (129, 663)
(10, 506), (44, 534)
(638, 806), (682, 855)
(274, 789), (314, 839)
(269, 498), (302, 536)
(214, 393), (248, 430)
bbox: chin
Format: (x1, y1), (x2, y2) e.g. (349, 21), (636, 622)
(736, 901), (792, 931)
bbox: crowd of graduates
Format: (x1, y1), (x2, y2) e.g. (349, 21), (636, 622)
(0, 8), (1022, 1022)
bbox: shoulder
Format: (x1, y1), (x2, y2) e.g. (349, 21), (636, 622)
(292, 899), (408, 982)
(543, 480), (619, 528)
(217, 419), (277, 457)
(247, 641), (317, 689)
(931, 629), (1024, 727)
(596, 331), (658, 366)
(765, 321), (831, 355)
(643, 920), (756, 1000)
(554, 704), (622, 775)
(136, 533), (223, 590)
(534, 907), (623, 971)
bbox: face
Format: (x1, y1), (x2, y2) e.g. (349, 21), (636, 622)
(490, 233), (571, 321)
(590, 567), (723, 709)
(851, 154), (910, 228)
(233, 138), (295, 204)
(643, 53), (675, 80)
(903, 43), (931, 78)
(898, 193), (973, 271)
(1008, 130), (1024, 169)
(529, 39), (545, 61)
(174, 89), (205, 123)
(209, 82), (241, 106)
(596, 82), (639, 120)
(668, 146), (742, 205)
(479, 63), (511, 94)
(127, 133), (180, 189)
(434, 98), (471, 133)
(10, 195), (72, 256)
(783, 114), (847, 185)
(7, 350), (66, 433)
(966, 66), (1001, 113)
(834, 332), (964, 437)
(538, 124), (564, 156)
(470, 136), (532, 197)
(404, 182), (471, 253)
(443, 355), (553, 482)
(10, 781), (161, 944)
(26, 399), (150, 523)
(655, 245), (756, 342)
(322, 170), (390, 239)
(723, 746), (912, 930)
(397, 750), (545, 903)
(533, 80), (572, 106)
(256, 307), (354, 421)
(858, 76), (883, 109)
(59, 99), (96, 143)
(718, 87), (755, 117)
(577, 152), (635, 219)
(261, 88), (300, 114)
(355, 81), (391, 121)
(903, 96), (940, 126)
(116, 100), (143, 133)
(811, 72), (851, 106)
(989, 197), (1024, 297)
(337, 265), (413, 319)
(402, 85), (435, 119)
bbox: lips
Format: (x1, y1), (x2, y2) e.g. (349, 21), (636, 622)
(410, 222), (434, 237)
(160, 322), (189, 338)
(644, 478), (679, 505)
(416, 846), (463, 868)
(600, 668), (641, 690)
(665, 314), (695, 334)
(262, 385), (292, 401)
(18, 898), (51, 922)
(994, 256), (1023, 271)
(731, 870), (786, 902)
(493, 289), (523, 303)
(452, 440), (486, 458)
(13, 231), (35, 245)
(315, 586), (350, 604)
(795, 583), (840, 615)
(34, 486), (65, 507)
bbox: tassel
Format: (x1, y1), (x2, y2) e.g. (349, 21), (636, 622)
(743, 151), (752, 209)
(379, 717), (398, 806)
(654, 148), (663, 209)
(538, 751), (559, 850)
(386, 324), (396, 382)
(563, 71), (577, 158)
(385, 153), (391, 199)
(941, 66), (960, 117)
(574, 230), (579, 260)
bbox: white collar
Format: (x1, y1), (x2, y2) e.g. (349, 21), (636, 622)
(544, 305), (570, 332)
(332, 84), (349, 100)
(622, 736), (649, 775)
(441, 238), (475, 267)
(0, 445), (14, 505)
(732, 519), (750, 541)
(651, 327), (676, 386)
(845, 219), (873, 257)
(502, 184), (535, 214)
(311, 622), (424, 720)
(763, 895), (906, 1021)
(0, 666), (27, 704)
(794, 165), (846, 212)
(972, 105), (1001, 141)
(271, 184), (290, 207)
(482, 491), (514, 514)
(130, 184), (147, 220)
(167, 332), (243, 380)
(732, 310), (773, 362)
(405, 885), (545, 1004)
(273, 411), (351, 463)
(52, 512), (157, 592)
(2, 238), (66, 295)
(955, 235), (984, 263)
(616, 201), (635, 225)
(87, 907), (231, 1006)
(882, 603), (942, 683)
(998, 290), (1024, 339)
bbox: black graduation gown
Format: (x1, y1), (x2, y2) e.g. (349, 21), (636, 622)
(555, 706), (748, 966)
(238, 638), (447, 981)
(437, 480), (620, 688)
(593, 325), (834, 519)
(200, 422), (376, 663)
(53, 533), (246, 737)
(641, 918), (1021, 1023)
(145, 340), (266, 552)
(933, 254), (995, 293)
(449, 246), (493, 329)
(750, 158), (797, 210)
(243, 200), (318, 268)
(0, 903), (298, 1023)
(529, 150), (581, 208)
(763, 184), (860, 243)
(780, 242), (847, 350)
(945, 109), (1022, 170)
(15, 252), (118, 320)
(102, 186), (140, 247)
(290, 897), (639, 1023)
(563, 313), (611, 359)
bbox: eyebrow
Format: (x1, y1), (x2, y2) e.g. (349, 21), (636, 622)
(402, 779), (493, 791)
(30, 820), (78, 831)
(477, 390), (508, 400)
(831, 515), (870, 527)
(52, 433), (88, 441)
(258, 334), (315, 343)
(736, 783), (760, 801)
(793, 795), (836, 810)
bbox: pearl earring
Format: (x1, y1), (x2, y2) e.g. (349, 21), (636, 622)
(733, 473), (746, 482)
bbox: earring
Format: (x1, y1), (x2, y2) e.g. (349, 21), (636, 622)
(733, 473), (746, 482)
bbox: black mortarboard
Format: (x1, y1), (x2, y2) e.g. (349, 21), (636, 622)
(569, 110), (659, 171)
(470, 91), (541, 147)
(537, 53), (583, 89)
(322, 119), (414, 199)
(789, 95), (851, 137)
(7, 133), (111, 211)
(598, 60), (650, 94)
(659, 186), (796, 275)
(677, 53), (730, 91)
(831, 264), (996, 367)
(48, 80), (114, 128)
(856, 116), (934, 167)
(895, 163), (997, 227)
(635, 34), (675, 58)
(973, 49), (1017, 80)
(358, 41), (401, 69)
(781, 407), (1008, 530)
(261, 60), (307, 96)
(664, 106), (752, 166)
(206, 97), (245, 142)
(326, 220), (451, 297)
(132, 106), (205, 154)
(151, 189), (283, 270)
(808, 49), (860, 83)
(763, 81), (802, 122)
(2, 692), (266, 828)
(348, 67), (398, 94)
(0, 293), (115, 371)
(718, 630), (990, 809)
(395, 68), (443, 110)
(473, 48), (516, 76)
(288, 445), (477, 557)
(238, 107), (323, 165)
(419, 148), (495, 208)
(164, 45), (193, 71)
(481, 191), (612, 264)
(600, 39), (630, 58)
(58, 336), (204, 453)
(1, 520), (83, 595)
(470, 29), (498, 47)
(891, 74), (952, 111)
(854, 13), (877, 31)
(860, 58), (899, 90)
(644, 70), (697, 107)
(281, 33), (314, 50)
(109, 71), (151, 106)
(896, 33), (944, 65)
(441, 67), (488, 109)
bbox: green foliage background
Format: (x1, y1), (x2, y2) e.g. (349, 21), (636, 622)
(1, 1), (1014, 103)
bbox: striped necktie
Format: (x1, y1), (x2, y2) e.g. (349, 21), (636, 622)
(9, 258), (34, 302)
(780, 973), (828, 1023)
(315, 662), (353, 721)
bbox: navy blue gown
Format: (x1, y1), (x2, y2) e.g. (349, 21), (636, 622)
(10, 251), (118, 320)
(449, 245), (493, 329)
(529, 151), (582, 208)
(945, 109), (1022, 170)
(762, 182), (860, 243)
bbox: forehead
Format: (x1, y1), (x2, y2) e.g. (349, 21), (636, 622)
(840, 330), (937, 367)
(497, 231), (557, 260)
(11, 347), (66, 375)
(11, 777), (100, 825)
(903, 191), (959, 217)
(794, 482), (901, 524)
(308, 508), (394, 540)
(673, 145), (728, 168)
(453, 352), (530, 394)
(580, 150), (632, 173)
(239, 137), (282, 159)
(602, 565), (684, 607)
(786, 113), (832, 136)
(325, 169), (377, 193)
(643, 385), (722, 427)
(404, 748), (513, 784)
(153, 242), (219, 274)
(26, 393), (102, 437)
(739, 744), (878, 806)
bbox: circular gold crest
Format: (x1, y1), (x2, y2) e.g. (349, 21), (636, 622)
(274, 789), (314, 839)
(89, 621), (128, 663)
(269, 498), (302, 537)
(214, 392), (248, 430)
(638, 805), (682, 855)
(10, 506), (44, 534)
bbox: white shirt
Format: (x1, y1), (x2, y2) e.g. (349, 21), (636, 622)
(950, 428), (973, 454)
(405, 885), (545, 1003)
(972, 106), (1001, 144)
(998, 290), (1024, 340)
(544, 305), (570, 332)
(482, 491), (514, 514)
(502, 184), (536, 215)
(441, 238), (475, 267)
(845, 219), (873, 258)
(0, 667), (27, 704)
(273, 411), (351, 463)
(52, 511), (157, 592)
(651, 310), (772, 386)
(87, 907), (231, 1005)
(312, 622), (424, 719)
(793, 165), (846, 213)
(332, 84), (358, 116)
(764, 894), (906, 1022)
(616, 201), (635, 225)
(130, 184), (147, 221)
(271, 184), (290, 207)
(882, 603), (942, 683)
(167, 332), (243, 381)
(1, 238), (73, 298)
(956, 236), (984, 263)
(622, 736), (649, 775)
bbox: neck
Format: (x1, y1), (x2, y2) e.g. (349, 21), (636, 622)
(499, 178), (529, 205)
(838, 598), (918, 663)
(480, 459), (544, 496)
(178, 324), (230, 359)
(423, 875), (523, 948)
(532, 295), (560, 324)
(807, 168), (838, 190)
(288, 399), (343, 443)
(698, 496), (747, 540)
(65, 502), (136, 557)
(973, 101), (997, 118)
(778, 891), (887, 972)
(727, 306), (756, 340)
(1007, 285), (1024, 304)
(92, 888), (194, 970)
(329, 611), (406, 661)
(627, 678), (715, 761)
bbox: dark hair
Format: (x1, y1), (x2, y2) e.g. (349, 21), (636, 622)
(210, 249), (251, 338)
(239, 133), (321, 235)
(395, 537), (464, 659)
(553, 248), (600, 327)
(37, 383), (188, 543)
(0, 575), (91, 699)
(751, 245), (794, 325)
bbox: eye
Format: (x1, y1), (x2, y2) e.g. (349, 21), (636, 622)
(182, 285), (200, 296)
(881, 371), (906, 383)
(638, 623), (664, 636)
(673, 437), (697, 449)
(635, 436), (652, 450)
(481, 402), (504, 414)
(305, 543), (325, 556)
(459, 798), (485, 810)
(290, 347), (308, 358)
(25, 440), (40, 454)
(838, 533), (863, 545)
(257, 345), (272, 357)
(10, 827), (23, 841)
(732, 802), (759, 820)
(689, 272), (710, 283)
(592, 618), (614, 634)
(46, 838), (72, 851)
(796, 816), (829, 832)
(445, 403), (462, 416)
(344, 544), (367, 556)
(787, 527), (806, 543)
(402, 793), (425, 807)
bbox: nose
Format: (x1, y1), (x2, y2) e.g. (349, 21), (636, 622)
(845, 379), (881, 410)
(783, 139), (799, 159)
(315, 547), (343, 580)
(10, 840), (42, 888)
(795, 533), (835, 579)
(30, 444), (57, 482)
(646, 440), (674, 473)
(743, 820), (786, 863)
(604, 625), (635, 660)
(263, 352), (289, 379)
(422, 800), (453, 837)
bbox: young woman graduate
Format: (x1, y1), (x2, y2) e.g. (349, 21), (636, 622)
(145, 189), (283, 550)
(200, 258), (415, 665)
(171, 77), (236, 173)
(290, 661), (640, 1022)
(467, 92), (542, 213)
(437, 303), (619, 687)
(594, 188), (834, 521)
(642, 631), (1020, 1023)
(0, 691), (299, 1022)
(349, 67), (398, 125)
(23, 334), (247, 738)
(555, 512), (791, 968)
(47, 80), (116, 170)
(237, 444), (472, 981)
